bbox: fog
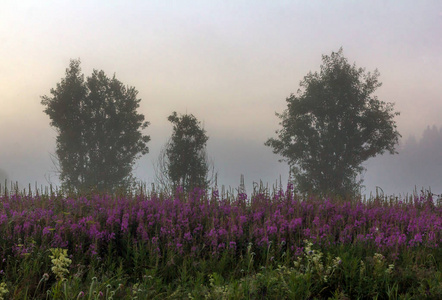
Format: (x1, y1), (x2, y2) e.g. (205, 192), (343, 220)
(363, 125), (442, 197)
(1, 1), (441, 197)
(0, 168), (8, 185)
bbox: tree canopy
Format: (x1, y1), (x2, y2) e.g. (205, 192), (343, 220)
(161, 111), (211, 193)
(266, 49), (401, 197)
(41, 59), (150, 193)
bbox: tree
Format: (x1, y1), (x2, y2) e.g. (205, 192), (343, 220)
(265, 49), (401, 197)
(41, 59), (150, 193)
(158, 111), (212, 193)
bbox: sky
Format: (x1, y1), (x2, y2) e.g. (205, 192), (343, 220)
(1, 0), (441, 197)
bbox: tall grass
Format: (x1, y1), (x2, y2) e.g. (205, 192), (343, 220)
(0, 182), (440, 299)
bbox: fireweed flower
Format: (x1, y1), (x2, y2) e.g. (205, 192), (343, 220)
(0, 188), (440, 284)
(121, 213), (129, 233)
(183, 232), (192, 242)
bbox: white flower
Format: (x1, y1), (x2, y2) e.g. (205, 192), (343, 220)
(49, 248), (72, 280)
(0, 282), (8, 300)
(386, 264), (394, 275)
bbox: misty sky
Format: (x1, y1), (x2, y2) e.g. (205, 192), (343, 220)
(1, 1), (441, 197)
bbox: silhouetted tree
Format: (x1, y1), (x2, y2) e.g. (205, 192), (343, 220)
(41, 59), (150, 193)
(159, 111), (211, 193)
(266, 49), (401, 197)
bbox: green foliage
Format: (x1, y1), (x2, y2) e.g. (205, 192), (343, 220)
(41, 59), (150, 193)
(162, 111), (211, 193)
(266, 48), (401, 197)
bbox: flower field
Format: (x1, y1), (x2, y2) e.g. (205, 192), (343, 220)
(0, 185), (441, 299)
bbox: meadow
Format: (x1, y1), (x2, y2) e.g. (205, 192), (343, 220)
(0, 183), (440, 299)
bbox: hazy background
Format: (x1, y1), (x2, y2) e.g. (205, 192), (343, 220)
(1, 1), (441, 197)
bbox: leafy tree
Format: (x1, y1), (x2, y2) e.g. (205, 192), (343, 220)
(266, 49), (401, 197)
(41, 59), (150, 193)
(159, 111), (211, 193)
